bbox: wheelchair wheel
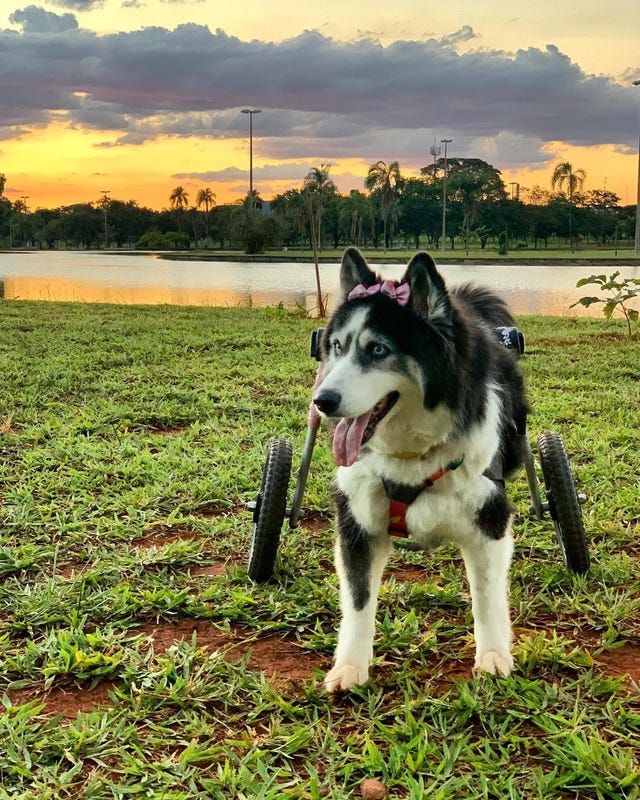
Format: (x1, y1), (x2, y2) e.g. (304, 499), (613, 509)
(247, 438), (292, 583)
(538, 431), (589, 574)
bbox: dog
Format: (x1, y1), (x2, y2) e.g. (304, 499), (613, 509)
(313, 247), (528, 691)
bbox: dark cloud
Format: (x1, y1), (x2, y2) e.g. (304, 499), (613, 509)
(9, 5), (78, 33)
(173, 162), (316, 183)
(0, 19), (637, 172)
(49, 0), (105, 10)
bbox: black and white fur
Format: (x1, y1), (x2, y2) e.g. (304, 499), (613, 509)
(313, 248), (528, 691)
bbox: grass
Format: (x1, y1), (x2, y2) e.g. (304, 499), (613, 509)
(178, 246), (640, 263)
(0, 300), (639, 799)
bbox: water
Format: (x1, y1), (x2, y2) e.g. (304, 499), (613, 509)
(1, 250), (638, 316)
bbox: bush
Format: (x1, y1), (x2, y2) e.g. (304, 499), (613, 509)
(134, 230), (191, 250)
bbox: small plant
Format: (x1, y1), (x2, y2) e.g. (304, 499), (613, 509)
(572, 271), (640, 337)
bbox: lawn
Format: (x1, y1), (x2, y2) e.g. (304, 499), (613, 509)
(0, 300), (639, 799)
(176, 246), (640, 264)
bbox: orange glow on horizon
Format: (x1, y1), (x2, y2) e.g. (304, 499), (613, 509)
(2, 122), (637, 211)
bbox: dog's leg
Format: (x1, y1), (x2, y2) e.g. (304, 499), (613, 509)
(460, 522), (514, 677)
(324, 494), (392, 692)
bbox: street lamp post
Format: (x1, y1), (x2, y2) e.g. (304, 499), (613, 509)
(440, 138), (452, 252)
(633, 80), (640, 257)
(241, 108), (261, 207)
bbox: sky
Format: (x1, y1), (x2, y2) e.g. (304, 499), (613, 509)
(1, 0), (639, 212)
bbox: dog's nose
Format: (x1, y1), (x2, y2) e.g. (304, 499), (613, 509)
(313, 389), (342, 415)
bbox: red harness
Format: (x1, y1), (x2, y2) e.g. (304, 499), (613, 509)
(387, 457), (464, 538)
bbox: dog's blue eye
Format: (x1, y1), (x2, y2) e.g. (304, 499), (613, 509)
(371, 343), (389, 358)
(332, 340), (342, 356)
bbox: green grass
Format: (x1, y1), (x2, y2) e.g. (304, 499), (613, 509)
(0, 300), (639, 799)
(180, 246), (640, 263)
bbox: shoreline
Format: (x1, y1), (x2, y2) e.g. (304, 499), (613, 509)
(160, 253), (640, 267)
(2, 248), (638, 267)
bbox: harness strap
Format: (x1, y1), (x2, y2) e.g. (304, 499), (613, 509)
(384, 457), (464, 538)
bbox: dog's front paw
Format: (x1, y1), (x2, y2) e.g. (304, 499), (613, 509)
(324, 663), (369, 692)
(474, 651), (513, 677)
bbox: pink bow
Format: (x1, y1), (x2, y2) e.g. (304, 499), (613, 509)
(348, 280), (411, 306)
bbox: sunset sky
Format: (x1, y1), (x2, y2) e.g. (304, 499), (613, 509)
(1, 0), (639, 212)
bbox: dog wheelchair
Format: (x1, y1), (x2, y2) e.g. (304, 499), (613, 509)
(246, 326), (589, 582)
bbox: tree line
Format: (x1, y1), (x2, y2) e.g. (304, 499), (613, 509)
(0, 160), (636, 254)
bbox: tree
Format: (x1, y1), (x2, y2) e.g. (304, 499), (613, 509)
(551, 162), (587, 248)
(444, 158), (507, 244)
(196, 187), (216, 245)
(271, 189), (307, 247)
(551, 162), (586, 201)
(398, 178), (441, 248)
(169, 185), (189, 210)
(0, 173), (6, 195)
(303, 164), (336, 316)
(338, 190), (372, 246)
(365, 160), (402, 251)
(169, 185), (190, 233)
(303, 164), (336, 249)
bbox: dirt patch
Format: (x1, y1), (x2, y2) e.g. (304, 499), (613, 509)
(189, 563), (229, 578)
(594, 642), (640, 689)
(8, 622), (327, 718)
(136, 525), (201, 548)
(57, 561), (89, 579)
(195, 502), (244, 519)
(298, 511), (332, 535)
(139, 619), (327, 682)
(386, 564), (429, 584)
(9, 681), (116, 719)
(147, 425), (189, 436)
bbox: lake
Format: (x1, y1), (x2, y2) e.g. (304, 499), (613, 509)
(1, 250), (638, 317)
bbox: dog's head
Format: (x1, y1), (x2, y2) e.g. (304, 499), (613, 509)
(313, 248), (455, 466)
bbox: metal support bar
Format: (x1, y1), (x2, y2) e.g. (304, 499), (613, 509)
(522, 435), (545, 519)
(288, 423), (319, 528)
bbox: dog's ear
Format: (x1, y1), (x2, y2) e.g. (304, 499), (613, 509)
(401, 252), (452, 326)
(340, 247), (378, 301)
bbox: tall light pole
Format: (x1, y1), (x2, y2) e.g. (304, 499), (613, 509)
(633, 80), (640, 257)
(100, 190), (110, 249)
(241, 108), (261, 208)
(440, 138), (452, 252)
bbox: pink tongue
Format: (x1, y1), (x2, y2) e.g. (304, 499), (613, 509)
(332, 411), (373, 467)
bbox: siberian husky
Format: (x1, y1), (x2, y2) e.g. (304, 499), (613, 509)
(313, 248), (528, 691)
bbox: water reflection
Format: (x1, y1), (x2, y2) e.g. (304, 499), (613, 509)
(0, 275), (307, 309)
(0, 251), (638, 318)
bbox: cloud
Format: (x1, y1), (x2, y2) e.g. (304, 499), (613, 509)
(173, 162), (317, 183)
(438, 25), (478, 47)
(0, 20), (637, 176)
(9, 5), (78, 33)
(48, 0), (105, 10)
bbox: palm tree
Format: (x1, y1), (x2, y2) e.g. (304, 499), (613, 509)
(551, 162), (586, 248)
(196, 187), (216, 245)
(551, 162), (586, 201)
(303, 164), (336, 248)
(169, 186), (189, 232)
(169, 185), (189, 210)
(303, 164), (336, 317)
(365, 160), (402, 251)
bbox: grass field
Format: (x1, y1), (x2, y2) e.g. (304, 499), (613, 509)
(176, 246), (640, 264)
(0, 300), (639, 799)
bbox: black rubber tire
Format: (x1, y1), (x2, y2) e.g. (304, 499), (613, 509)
(247, 438), (292, 583)
(538, 431), (589, 574)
